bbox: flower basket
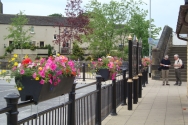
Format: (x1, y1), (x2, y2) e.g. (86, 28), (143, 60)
(97, 69), (110, 81)
(89, 56), (122, 81)
(15, 76), (75, 104)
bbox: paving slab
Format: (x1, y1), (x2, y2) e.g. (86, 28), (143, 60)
(102, 78), (188, 125)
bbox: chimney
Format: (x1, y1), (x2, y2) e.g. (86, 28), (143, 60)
(0, 0), (3, 14)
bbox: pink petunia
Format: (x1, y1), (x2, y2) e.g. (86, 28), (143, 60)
(49, 79), (52, 84)
(40, 79), (45, 84)
(32, 72), (37, 79)
(98, 58), (102, 61)
(38, 70), (45, 78)
(50, 63), (57, 71)
(20, 69), (25, 74)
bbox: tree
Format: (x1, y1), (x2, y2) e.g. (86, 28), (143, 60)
(82, 0), (149, 57)
(70, 42), (84, 60)
(83, 0), (161, 57)
(48, 13), (63, 17)
(53, 0), (90, 52)
(4, 11), (32, 58)
(126, 3), (161, 56)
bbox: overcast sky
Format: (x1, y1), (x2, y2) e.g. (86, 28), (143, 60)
(1, 0), (185, 38)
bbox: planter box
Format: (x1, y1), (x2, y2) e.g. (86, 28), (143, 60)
(37, 49), (48, 54)
(97, 69), (110, 81)
(13, 49), (37, 54)
(12, 49), (48, 55)
(15, 76), (75, 104)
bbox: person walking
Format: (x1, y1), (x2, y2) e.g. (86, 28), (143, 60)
(160, 55), (171, 85)
(174, 54), (182, 86)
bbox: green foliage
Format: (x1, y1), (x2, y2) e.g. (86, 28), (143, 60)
(30, 46), (36, 51)
(4, 11), (32, 58)
(5, 46), (14, 54)
(47, 44), (52, 57)
(48, 13), (63, 17)
(83, 0), (161, 57)
(0, 56), (5, 59)
(71, 43), (84, 60)
(85, 56), (92, 61)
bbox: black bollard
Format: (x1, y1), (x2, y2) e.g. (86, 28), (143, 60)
(127, 79), (133, 110)
(142, 70), (146, 87)
(133, 76), (138, 104)
(4, 93), (20, 125)
(111, 79), (117, 116)
(68, 83), (77, 125)
(121, 69), (127, 105)
(82, 63), (85, 81)
(96, 75), (102, 125)
(146, 68), (148, 84)
(138, 73), (142, 98)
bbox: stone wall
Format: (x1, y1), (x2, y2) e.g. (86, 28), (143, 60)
(151, 25), (173, 80)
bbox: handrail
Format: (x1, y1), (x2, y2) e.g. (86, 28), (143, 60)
(76, 81), (97, 90)
(0, 107), (12, 114)
(18, 100), (35, 108)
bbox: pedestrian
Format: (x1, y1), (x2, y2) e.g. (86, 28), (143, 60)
(173, 54), (182, 86)
(160, 55), (171, 85)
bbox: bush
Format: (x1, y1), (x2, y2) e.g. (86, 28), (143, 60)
(72, 43), (84, 60)
(0, 56), (5, 59)
(6, 46), (14, 54)
(30, 46), (36, 51)
(85, 56), (92, 61)
(47, 44), (52, 57)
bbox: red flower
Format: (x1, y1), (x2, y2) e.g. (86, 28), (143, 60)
(22, 58), (32, 65)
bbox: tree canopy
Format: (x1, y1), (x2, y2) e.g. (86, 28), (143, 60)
(82, 0), (161, 57)
(4, 11), (32, 58)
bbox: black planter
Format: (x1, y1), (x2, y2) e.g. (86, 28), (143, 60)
(15, 76), (75, 104)
(97, 69), (110, 81)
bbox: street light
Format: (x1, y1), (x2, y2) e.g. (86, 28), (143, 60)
(148, 0), (152, 78)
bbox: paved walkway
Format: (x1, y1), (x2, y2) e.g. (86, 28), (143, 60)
(102, 78), (188, 125)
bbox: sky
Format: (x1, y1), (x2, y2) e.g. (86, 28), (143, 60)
(1, 0), (185, 39)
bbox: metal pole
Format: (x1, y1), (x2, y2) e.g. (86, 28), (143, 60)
(133, 77), (138, 104)
(96, 75), (102, 125)
(68, 83), (77, 125)
(82, 63), (85, 81)
(111, 79), (117, 115)
(4, 93), (20, 125)
(138, 73), (142, 98)
(149, 0), (151, 78)
(59, 26), (60, 53)
(121, 69), (127, 105)
(128, 34), (133, 110)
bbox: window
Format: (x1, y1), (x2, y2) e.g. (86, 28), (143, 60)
(54, 34), (57, 39)
(63, 42), (69, 47)
(30, 41), (36, 46)
(30, 26), (34, 33)
(9, 41), (13, 46)
(40, 41), (44, 47)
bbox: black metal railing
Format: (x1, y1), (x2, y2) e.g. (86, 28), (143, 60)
(0, 35), (146, 125)
(0, 69), (136, 125)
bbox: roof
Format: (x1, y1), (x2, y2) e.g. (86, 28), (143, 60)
(0, 14), (68, 26)
(176, 4), (188, 41)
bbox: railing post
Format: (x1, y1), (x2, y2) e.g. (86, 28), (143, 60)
(146, 67), (148, 84)
(127, 79), (133, 110)
(142, 70), (146, 87)
(138, 73), (142, 98)
(4, 93), (20, 125)
(82, 63), (86, 81)
(96, 75), (102, 125)
(68, 83), (77, 125)
(121, 69), (127, 105)
(111, 79), (117, 116)
(133, 76), (138, 104)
